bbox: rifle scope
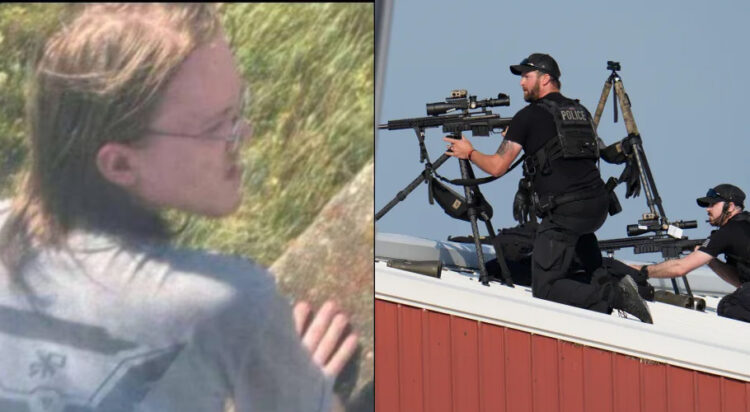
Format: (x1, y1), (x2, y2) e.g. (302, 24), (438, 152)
(426, 90), (510, 116)
(626, 219), (698, 237)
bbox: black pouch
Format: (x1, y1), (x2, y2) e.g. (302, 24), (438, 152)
(608, 190), (622, 216)
(533, 229), (575, 272)
(605, 176), (622, 216)
(430, 178), (493, 222)
(495, 223), (537, 261)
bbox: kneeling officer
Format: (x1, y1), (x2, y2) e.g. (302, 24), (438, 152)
(445, 53), (652, 323)
(632, 184), (750, 323)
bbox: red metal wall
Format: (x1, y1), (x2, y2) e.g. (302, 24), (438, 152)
(375, 299), (750, 412)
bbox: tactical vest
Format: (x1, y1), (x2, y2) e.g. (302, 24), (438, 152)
(725, 212), (750, 283)
(523, 98), (599, 177)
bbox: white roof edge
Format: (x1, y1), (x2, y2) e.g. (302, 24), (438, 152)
(376, 232), (736, 296)
(376, 261), (750, 383)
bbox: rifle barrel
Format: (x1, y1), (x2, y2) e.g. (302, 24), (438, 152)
(379, 114), (463, 131)
(379, 113), (511, 135)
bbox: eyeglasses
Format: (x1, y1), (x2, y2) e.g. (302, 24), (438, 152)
(146, 88), (251, 152)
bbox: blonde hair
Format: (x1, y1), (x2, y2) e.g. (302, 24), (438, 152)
(2, 4), (221, 267)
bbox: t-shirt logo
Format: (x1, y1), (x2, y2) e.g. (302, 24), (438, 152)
(29, 351), (66, 379)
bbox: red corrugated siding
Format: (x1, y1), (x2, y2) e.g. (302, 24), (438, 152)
(375, 299), (750, 412)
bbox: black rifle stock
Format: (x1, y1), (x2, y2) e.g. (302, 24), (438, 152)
(598, 236), (705, 260)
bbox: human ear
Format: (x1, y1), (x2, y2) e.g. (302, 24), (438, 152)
(95, 142), (138, 188)
(540, 73), (551, 86)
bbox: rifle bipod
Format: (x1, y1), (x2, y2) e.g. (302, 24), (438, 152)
(593, 61), (694, 298)
(375, 127), (514, 287)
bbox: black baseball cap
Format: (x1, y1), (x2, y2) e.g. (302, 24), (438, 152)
(696, 184), (746, 208)
(510, 53), (561, 79)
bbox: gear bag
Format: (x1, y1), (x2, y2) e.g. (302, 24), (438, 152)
(429, 177), (493, 222)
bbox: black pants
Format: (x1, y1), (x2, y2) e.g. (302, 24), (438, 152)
(531, 192), (613, 313)
(717, 282), (750, 323)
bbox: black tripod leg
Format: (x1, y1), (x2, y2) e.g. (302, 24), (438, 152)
(376, 153), (451, 220)
(634, 145), (668, 219)
(469, 210), (490, 285)
(682, 276), (693, 298)
(457, 158), (493, 286)
(483, 220), (514, 287)
(670, 278), (680, 295)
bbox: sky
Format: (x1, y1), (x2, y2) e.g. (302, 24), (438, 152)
(375, 0), (750, 262)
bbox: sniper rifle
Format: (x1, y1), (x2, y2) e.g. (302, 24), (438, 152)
(378, 89), (512, 137)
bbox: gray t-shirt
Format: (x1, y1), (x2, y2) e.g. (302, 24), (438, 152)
(0, 206), (332, 411)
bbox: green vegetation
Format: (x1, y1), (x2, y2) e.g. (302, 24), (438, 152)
(0, 4), (374, 265)
(0, 4), (70, 197)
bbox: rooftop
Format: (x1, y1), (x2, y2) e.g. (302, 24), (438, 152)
(375, 232), (750, 382)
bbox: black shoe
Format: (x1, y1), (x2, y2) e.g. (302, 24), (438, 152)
(613, 275), (653, 324)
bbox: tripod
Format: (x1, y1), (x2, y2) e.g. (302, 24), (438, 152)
(594, 61), (694, 298)
(376, 127), (514, 287)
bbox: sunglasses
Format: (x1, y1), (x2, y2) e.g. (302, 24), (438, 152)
(518, 58), (554, 78)
(705, 188), (725, 200)
(519, 58), (538, 69)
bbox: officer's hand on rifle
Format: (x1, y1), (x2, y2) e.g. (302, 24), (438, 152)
(443, 135), (474, 159)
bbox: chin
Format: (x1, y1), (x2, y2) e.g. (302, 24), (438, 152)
(189, 193), (243, 218)
(207, 199), (242, 217)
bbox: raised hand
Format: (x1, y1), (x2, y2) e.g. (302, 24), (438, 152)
(293, 300), (359, 378)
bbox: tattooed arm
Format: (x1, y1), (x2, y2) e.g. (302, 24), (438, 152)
(443, 123), (523, 178)
(443, 135), (522, 177)
(485, 138), (523, 176)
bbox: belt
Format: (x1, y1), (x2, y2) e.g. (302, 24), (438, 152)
(534, 185), (606, 216)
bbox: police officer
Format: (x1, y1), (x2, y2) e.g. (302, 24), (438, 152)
(446, 53), (652, 323)
(632, 184), (750, 323)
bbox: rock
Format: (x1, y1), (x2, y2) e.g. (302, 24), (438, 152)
(270, 160), (373, 408)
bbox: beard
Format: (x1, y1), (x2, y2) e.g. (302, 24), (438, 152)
(708, 215), (722, 227)
(523, 78), (541, 102)
(708, 211), (726, 227)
